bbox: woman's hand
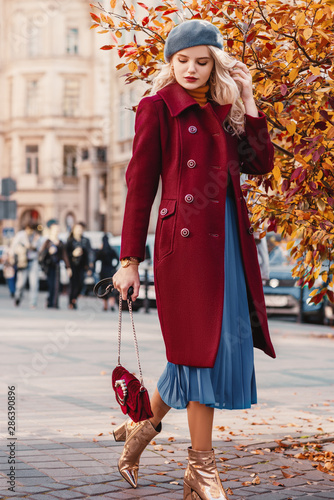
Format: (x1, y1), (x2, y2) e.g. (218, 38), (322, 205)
(230, 62), (258, 116)
(113, 266), (140, 301)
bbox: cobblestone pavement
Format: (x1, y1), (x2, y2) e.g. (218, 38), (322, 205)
(1, 435), (334, 499)
(1, 287), (334, 499)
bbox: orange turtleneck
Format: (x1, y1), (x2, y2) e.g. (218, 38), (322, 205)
(186, 84), (209, 107)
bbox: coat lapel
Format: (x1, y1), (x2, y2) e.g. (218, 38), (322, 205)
(157, 82), (232, 122)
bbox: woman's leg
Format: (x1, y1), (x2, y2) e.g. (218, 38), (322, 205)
(149, 387), (171, 428)
(184, 403), (229, 498)
(187, 401), (214, 451)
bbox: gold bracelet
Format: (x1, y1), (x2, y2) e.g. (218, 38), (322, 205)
(121, 257), (139, 268)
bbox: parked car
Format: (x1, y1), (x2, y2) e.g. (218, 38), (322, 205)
(263, 235), (334, 324)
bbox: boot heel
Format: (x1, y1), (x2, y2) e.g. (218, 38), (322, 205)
(183, 482), (192, 500)
(113, 421), (127, 442)
(184, 482), (201, 500)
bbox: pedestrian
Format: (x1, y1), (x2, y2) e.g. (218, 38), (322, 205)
(39, 219), (71, 308)
(95, 234), (119, 311)
(65, 222), (93, 309)
(112, 20), (276, 499)
(10, 222), (43, 308)
(1, 239), (16, 298)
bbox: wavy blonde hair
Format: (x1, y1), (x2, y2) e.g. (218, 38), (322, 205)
(151, 45), (245, 136)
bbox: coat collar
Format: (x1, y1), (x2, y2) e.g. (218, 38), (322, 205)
(157, 82), (232, 122)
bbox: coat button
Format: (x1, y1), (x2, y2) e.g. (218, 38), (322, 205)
(188, 126), (197, 134)
(185, 194), (194, 203)
(160, 208), (168, 216)
(181, 228), (190, 237)
(187, 159), (196, 168)
(248, 227), (254, 234)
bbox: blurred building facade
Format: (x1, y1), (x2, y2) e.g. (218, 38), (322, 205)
(0, 0), (111, 233)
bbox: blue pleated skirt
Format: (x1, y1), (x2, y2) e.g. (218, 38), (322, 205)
(157, 188), (257, 410)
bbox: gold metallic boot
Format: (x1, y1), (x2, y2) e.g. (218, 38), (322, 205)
(118, 419), (161, 488)
(113, 419), (128, 442)
(183, 448), (229, 500)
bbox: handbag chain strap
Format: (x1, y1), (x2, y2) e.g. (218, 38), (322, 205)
(117, 292), (144, 388)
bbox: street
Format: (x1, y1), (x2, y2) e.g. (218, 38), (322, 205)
(0, 285), (334, 499)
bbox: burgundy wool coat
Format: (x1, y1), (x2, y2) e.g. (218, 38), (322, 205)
(120, 82), (276, 368)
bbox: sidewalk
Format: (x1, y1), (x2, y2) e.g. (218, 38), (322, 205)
(0, 286), (333, 498)
(1, 434), (334, 499)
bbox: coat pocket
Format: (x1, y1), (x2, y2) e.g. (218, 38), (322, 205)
(156, 199), (177, 261)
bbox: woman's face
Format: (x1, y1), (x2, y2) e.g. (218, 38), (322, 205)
(172, 45), (214, 90)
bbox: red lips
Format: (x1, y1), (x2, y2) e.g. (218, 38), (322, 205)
(185, 77), (197, 82)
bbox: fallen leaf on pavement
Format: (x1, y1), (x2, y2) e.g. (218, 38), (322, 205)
(168, 436), (175, 442)
(272, 481), (284, 487)
(216, 426), (227, 431)
(282, 470), (296, 478)
(252, 475), (261, 484)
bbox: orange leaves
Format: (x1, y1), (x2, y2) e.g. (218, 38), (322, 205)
(89, 0), (334, 297)
(90, 12), (100, 23)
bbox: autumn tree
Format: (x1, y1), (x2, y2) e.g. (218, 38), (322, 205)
(90, 0), (334, 304)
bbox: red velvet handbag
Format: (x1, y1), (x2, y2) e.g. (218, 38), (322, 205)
(94, 279), (153, 423)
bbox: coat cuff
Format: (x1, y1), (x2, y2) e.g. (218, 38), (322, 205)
(244, 111), (268, 131)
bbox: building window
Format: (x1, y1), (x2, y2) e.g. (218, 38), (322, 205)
(26, 80), (40, 116)
(96, 147), (107, 163)
(25, 145), (39, 174)
(63, 79), (80, 116)
(82, 148), (89, 160)
(63, 145), (77, 177)
(66, 28), (79, 55)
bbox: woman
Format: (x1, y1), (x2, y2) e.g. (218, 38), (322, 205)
(66, 222), (93, 309)
(112, 20), (276, 500)
(39, 219), (70, 308)
(95, 234), (119, 311)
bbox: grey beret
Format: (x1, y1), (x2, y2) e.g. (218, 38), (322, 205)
(164, 20), (224, 62)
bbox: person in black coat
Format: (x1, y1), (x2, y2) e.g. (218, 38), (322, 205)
(95, 234), (119, 311)
(65, 222), (93, 309)
(39, 219), (71, 308)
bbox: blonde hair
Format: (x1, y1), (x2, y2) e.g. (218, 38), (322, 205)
(151, 45), (245, 136)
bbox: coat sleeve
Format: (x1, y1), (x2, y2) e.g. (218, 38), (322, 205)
(238, 111), (274, 175)
(120, 97), (162, 262)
